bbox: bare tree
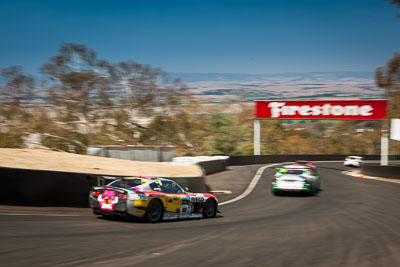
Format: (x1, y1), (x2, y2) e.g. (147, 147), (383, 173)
(106, 60), (189, 145)
(375, 2), (400, 117)
(0, 66), (35, 113)
(40, 43), (111, 145)
(375, 54), (400, 118)
(157, 77), (189, 116)
(110, 61), (163, 118)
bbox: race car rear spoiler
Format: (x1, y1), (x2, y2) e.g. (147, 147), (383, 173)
(95, 175), (162, 186)
(279, 165), (311, 170)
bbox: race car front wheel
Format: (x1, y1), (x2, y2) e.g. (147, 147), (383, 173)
(145, 199), (163, 223)
(203, 199), (217, 218)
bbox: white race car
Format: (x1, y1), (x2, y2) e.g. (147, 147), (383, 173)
(343, 156), (363, 167)
(271, 165), (321, 196)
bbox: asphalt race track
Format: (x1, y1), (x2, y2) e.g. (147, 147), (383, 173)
(0, 162), (399, 267)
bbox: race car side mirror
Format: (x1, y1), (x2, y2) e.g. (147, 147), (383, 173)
(184, 187), (189, 192)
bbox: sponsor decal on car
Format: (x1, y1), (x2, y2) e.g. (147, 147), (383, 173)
(190, 194), (205, 202)
(190, 197), (204, 202)
(98, 190), (118, 211)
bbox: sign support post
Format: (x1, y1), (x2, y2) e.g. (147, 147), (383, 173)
(381, 130), (389, 166)
(254, 119), (260, 155)
(390, 118), (400, 163)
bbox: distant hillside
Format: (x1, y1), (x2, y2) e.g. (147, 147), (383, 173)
(170, 71), (375, 83)
(170, 71), (383, 102)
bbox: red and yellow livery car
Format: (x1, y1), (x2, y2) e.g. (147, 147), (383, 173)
(89, 177), (218, 222)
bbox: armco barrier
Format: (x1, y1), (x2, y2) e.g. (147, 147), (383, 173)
(0, 167), (208, 207)
(361, 163), (400, 179)
(228, 155), (383, 166)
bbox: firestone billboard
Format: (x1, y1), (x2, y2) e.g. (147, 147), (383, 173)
(255, 100), (387, 120)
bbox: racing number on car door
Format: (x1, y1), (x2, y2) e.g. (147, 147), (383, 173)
(166, 194), (182, 213)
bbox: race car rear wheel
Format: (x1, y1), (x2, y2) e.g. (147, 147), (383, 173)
(203, 199), (217, 218)
(145, 199), (163, 223)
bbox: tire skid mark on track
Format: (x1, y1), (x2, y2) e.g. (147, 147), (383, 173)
(353, 217), (394, 266)
(322, 183), (400, 266)
(320, 209), (376, 266)
(286, 223), (320, 267)
(352, 208), (400, 265)
(65, 227), (237, 267)
(332, 214), (371, 266)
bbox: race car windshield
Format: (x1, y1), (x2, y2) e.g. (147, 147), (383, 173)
(279, 170), (304, 175)
(108, 179), (143, 188)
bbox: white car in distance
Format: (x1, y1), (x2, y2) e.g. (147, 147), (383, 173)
(344, 156), (363, 167)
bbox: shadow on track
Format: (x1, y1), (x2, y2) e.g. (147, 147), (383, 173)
(272, 192), (321, 198)
(95, 214), (224, 224)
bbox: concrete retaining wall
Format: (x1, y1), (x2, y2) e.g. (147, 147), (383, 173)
(361, 164), (400, 179)
(173, 156), (229, 175)
(0, 167), (207, 207)
(0, 167), (97, 207)
(197, 159), (228, 175)
(228, 155), (384, 166)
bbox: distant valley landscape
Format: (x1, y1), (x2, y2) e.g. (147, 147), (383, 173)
(171, 71), (384, 103)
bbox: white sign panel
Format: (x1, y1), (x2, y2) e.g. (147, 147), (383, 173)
(390, 119), (400, 141)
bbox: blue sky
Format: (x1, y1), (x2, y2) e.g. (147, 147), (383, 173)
(0, 0), (399, 75)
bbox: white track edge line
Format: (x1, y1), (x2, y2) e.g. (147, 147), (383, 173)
(219, 163), (280, 206)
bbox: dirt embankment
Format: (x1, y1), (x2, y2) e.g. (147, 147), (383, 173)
(0, 148), (202, 177)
